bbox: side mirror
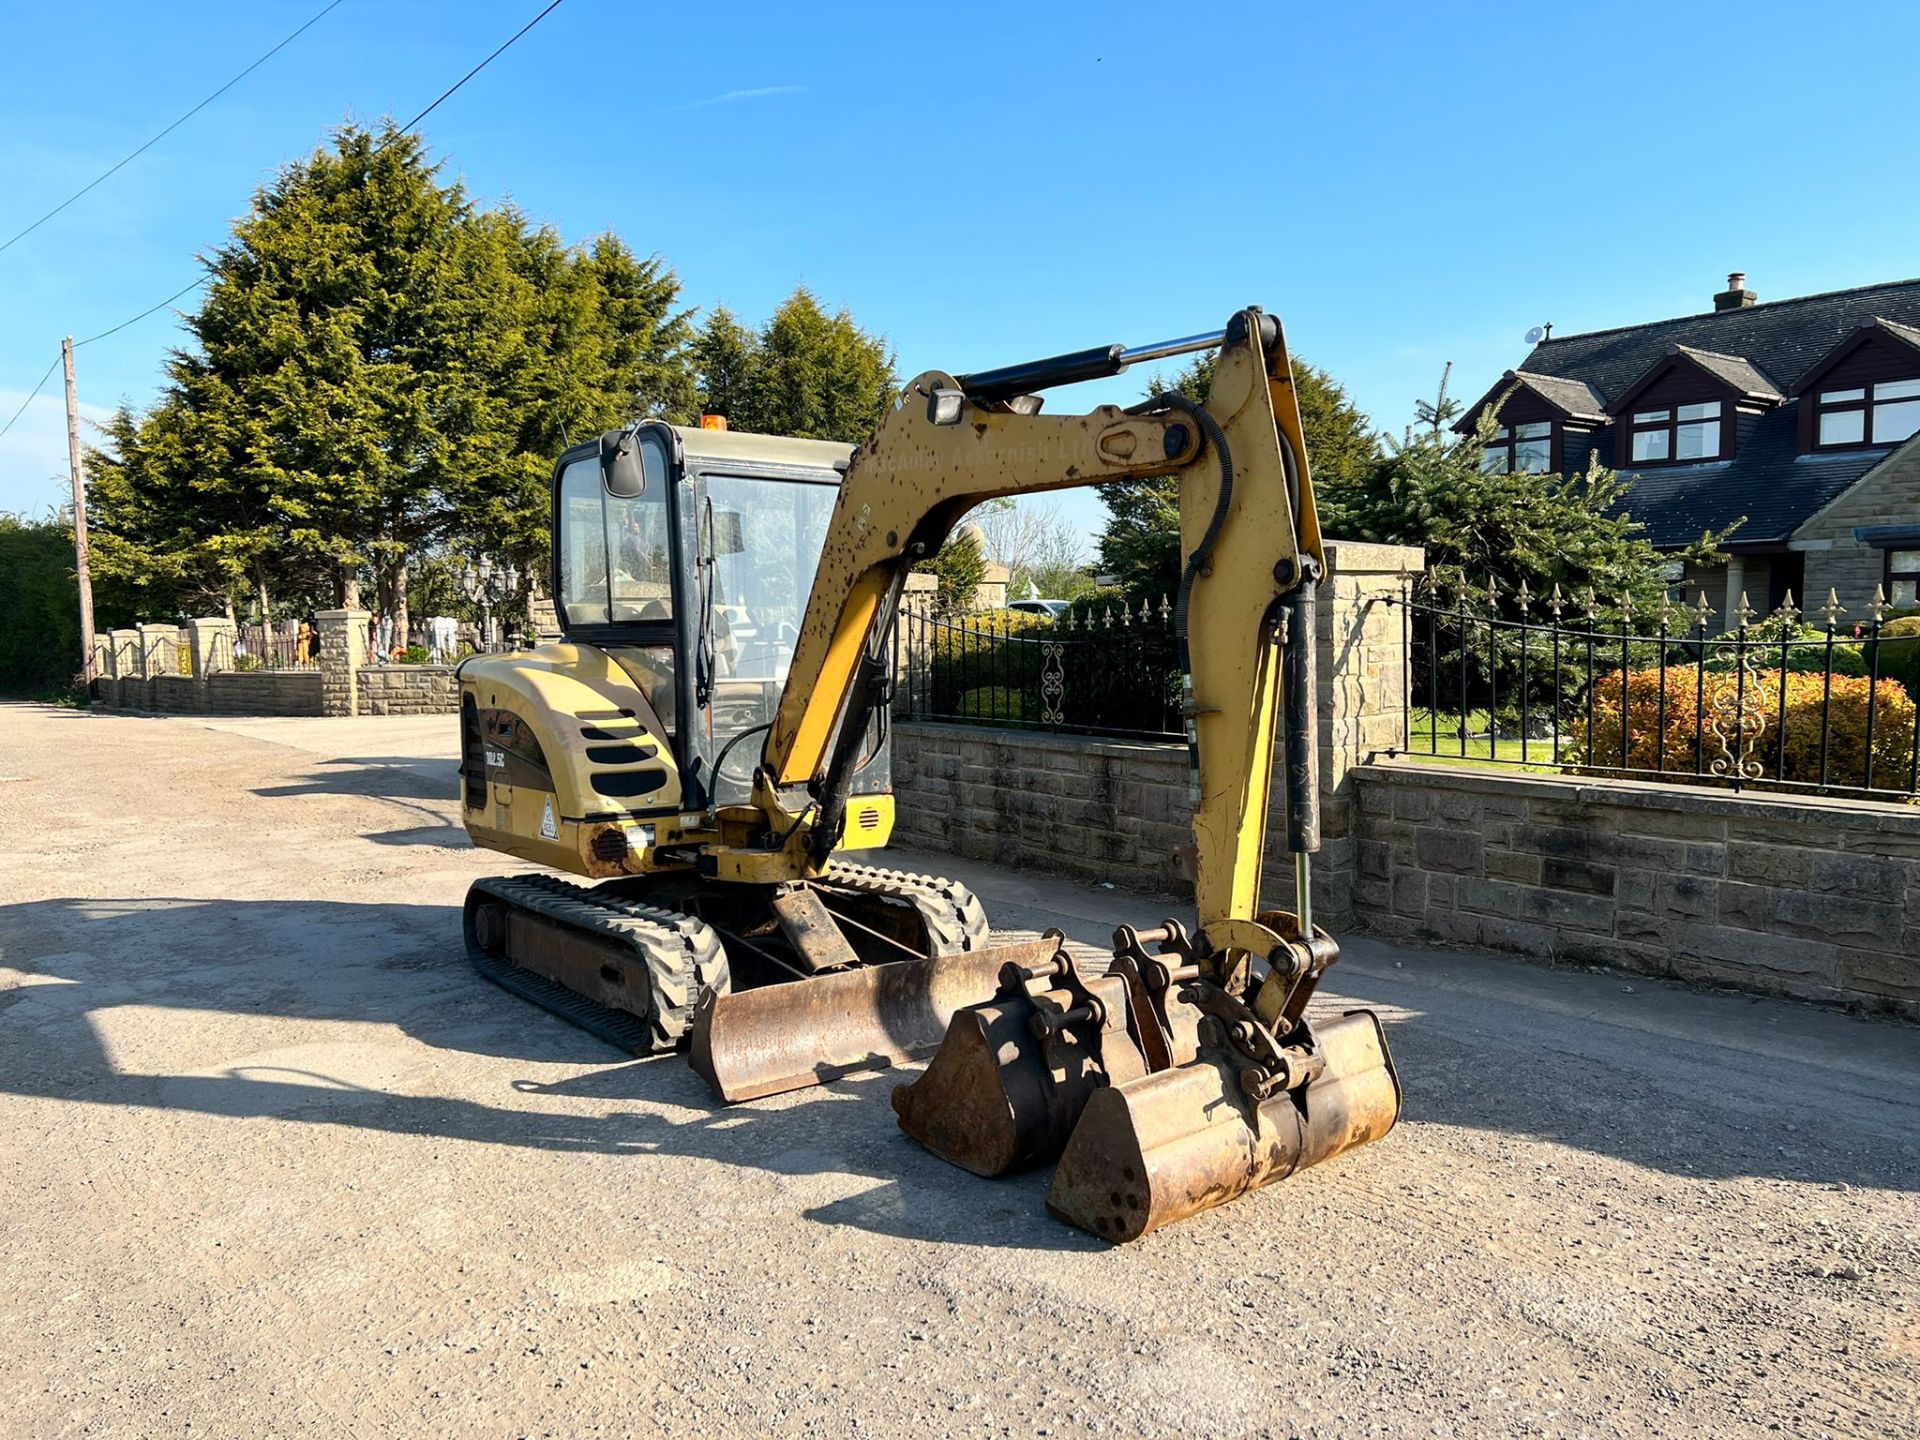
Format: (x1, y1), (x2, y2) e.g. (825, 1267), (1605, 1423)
(600, 429), (647, 498)
(711, 510), (746, 556)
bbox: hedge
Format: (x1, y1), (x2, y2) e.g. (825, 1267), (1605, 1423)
(1563, 665), (1918, 792)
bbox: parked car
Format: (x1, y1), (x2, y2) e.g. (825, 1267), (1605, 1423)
(1007, 598), (1071, 620)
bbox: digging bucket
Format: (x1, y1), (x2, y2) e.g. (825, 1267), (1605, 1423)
(688, 936), (1060, 1103)
(889, 973), (1155, 1176)
(1046, 1009), (1401, 1242)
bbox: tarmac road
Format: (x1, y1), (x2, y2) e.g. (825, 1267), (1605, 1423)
(1, 703), (1916, 1439)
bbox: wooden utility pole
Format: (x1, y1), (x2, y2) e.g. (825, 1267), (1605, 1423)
(62, 336), (98, 684)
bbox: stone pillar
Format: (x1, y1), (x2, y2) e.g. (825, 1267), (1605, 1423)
(317, 608), (368, 717)
(187, 618), (236, 679)
(91, 635), (112, 680)
(1723, 555), (1745, 626)
(1260, 540), (1424, 927)
(137, 623), (181, 678)
(109, 629), (139, 679)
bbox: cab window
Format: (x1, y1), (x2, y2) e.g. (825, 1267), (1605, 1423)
(557, 437), (673, 627)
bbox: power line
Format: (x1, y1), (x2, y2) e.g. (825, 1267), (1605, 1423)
(9, 0), (572, 425)
(0, 0), (349, 259)
(0, 353), (63, 443)
(398, 0), (567, 132)
(75, 276), (210, 348)
(54, 0), (571, 356)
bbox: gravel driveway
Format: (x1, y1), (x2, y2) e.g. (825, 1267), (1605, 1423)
(1, 704), (1915, 1439)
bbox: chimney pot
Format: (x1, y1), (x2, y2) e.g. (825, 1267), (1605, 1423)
(1713, 272), (1757, 312)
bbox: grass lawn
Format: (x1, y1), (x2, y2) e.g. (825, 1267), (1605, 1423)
(1389, 709), (1567, 773)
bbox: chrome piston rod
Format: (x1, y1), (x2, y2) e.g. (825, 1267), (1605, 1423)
(956, 325), (1243, 402)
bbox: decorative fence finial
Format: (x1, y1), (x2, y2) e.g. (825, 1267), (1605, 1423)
(1734, 591), (1756, 628)
(1693, 589), (1716, 631)
(1821, 588), (1845, 627)
(1775, 590), (1800, 626)
(1870, 585), (1892, 623)
(1548, 582), (1565, 619)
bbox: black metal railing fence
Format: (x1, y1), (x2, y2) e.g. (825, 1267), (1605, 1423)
(898, 600), (1184, 742)
(211, 622), (317, 672)
(1387, 573), (1920, 801)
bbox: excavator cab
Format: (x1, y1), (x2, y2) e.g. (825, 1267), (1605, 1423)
(548, 422), (889, 813)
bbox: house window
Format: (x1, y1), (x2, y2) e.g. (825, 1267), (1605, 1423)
(1816, 379), (1920, 447)
(1628, 401), (1721, 464)
(1889, 549), (1920, 609)
(1481, 420), (1553, 474)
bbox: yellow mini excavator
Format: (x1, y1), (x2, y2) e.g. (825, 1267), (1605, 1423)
(458, 307), (1400, 1239)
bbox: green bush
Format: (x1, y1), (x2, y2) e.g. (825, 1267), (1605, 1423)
(399, 644), (431, 665)
(1870, 615), (1920, 700)
(0, 515), (81, 697)
(1565, 665), (1916, 792)
(1701, 618), (1869, 677)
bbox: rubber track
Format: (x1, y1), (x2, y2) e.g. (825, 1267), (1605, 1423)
(819, 861), (991, 957)
(467, 873), (728, 1051)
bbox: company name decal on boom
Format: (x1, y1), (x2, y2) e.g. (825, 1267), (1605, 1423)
(540, 799), (558, 840)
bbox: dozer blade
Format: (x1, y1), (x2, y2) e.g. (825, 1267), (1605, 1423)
(1046, 1009), (1401, 1243)
(688, 936), (1060, 1103)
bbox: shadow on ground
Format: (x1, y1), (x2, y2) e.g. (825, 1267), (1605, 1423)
(252, 755), (471, 847)
(254, 754), (458, 803)
(2, 895), (1916, 1253)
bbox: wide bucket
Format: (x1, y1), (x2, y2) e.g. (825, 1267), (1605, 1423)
(1046, 1009), (1401, 1242)
(688, 937), (1059, 1103)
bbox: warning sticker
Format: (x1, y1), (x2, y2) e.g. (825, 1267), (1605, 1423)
(540, 798), (558, 840)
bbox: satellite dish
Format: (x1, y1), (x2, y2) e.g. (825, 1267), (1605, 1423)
(1524, 325), (1546, 345)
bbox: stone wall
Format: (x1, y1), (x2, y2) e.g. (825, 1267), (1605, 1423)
(1792, 436), (1920, 610)
(92, 606), (457, 719)
(1350, 762), (1920, 1017)
(355, 665), (459, 716)
(892, 722), (1191, 895)
(94, 670), (323, 716)
(891, 540), (1423, 915)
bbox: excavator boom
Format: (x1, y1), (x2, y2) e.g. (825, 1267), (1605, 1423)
(693, 307), (1400, 1236)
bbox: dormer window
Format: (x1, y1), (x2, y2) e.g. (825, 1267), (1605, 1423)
(1814, 379), (1920, 448)
(1628, 401), (1722, 464)
(1481, 421), (1553, 474)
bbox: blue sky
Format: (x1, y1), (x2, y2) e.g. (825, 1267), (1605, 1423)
(3, 0), (1918, 552)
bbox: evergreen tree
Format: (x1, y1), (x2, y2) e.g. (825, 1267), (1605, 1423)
(922, 527), (987, 614)
(692, 287), (897, 443)
(1330, 378), (1732, 608)
(1095, 352), (1378, 602)
(0, 512), (83, 695)
(88, 123), (697, 635)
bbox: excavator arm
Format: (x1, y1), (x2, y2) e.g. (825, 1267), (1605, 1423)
(732, 307), (1323, 973)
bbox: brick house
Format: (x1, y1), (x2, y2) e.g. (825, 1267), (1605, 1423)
(1458, 274), (1920, 622)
